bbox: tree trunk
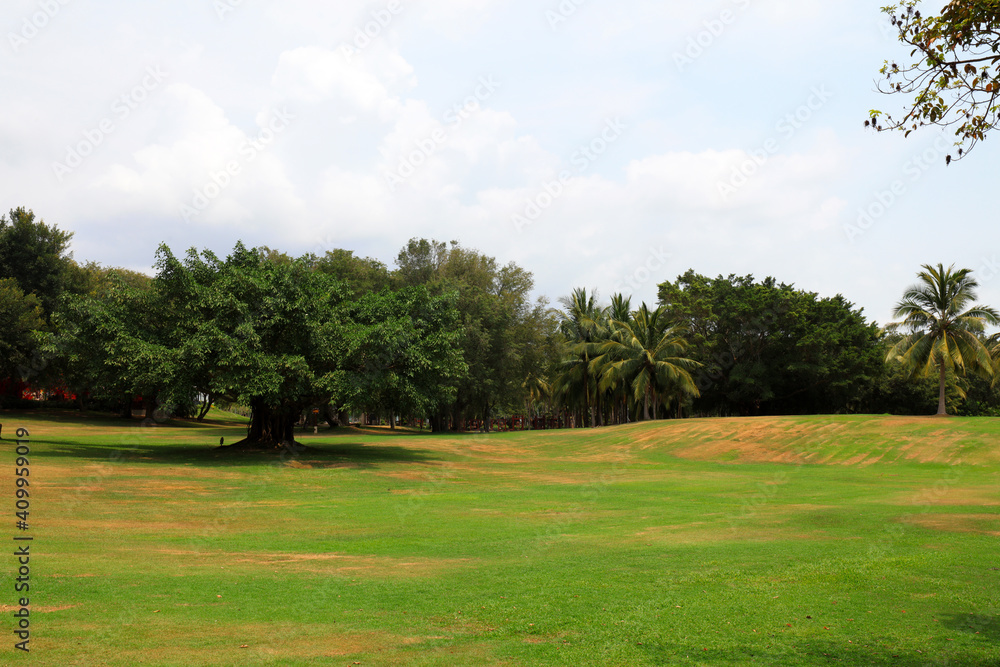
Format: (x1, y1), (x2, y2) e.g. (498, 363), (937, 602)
(322, 402), (338, 428)
(643, 388), (651, 422)
(230, 401), (300, 449)
(142, 395), (157, 423)
(937, 362), (948, 416)
(197, 395), (214, 421)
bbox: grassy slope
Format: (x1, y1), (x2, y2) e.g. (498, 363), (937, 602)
(1, 411), (999, 666)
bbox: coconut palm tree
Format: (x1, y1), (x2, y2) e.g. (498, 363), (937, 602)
(886, 263), (999, 415)
(522, 372), (551, 429)
(594, 303), (701, 421)
(555, 288), (606, 427)
(602, 293), (635, 424)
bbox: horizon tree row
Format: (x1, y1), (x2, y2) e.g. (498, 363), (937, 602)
(4, 207), (1000, 436)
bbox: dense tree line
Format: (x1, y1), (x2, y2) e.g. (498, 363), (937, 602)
(657, 271), (884, 416)
(3, 207), (1000, 444)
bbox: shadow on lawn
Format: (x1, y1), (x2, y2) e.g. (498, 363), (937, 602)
(643, 640), (998, 666)
(33, 440), (441, 469)
(938, 612), (1000, 641)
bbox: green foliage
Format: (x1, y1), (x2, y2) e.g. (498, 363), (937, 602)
(394, 238), (554, 429)
(0, 278), (45, 380)
(554, 288), (606, 426)
(594, 303), (700, 421)
(0, 207), (78, 319)
(867, 334), (961, 414)
(885, 263), (998, 415)
(872, 0), (1000, 161)
(156, 243), (352, 417)
(17, 206), (994, 427)
(657, 270), (883, 416)
(313, 248), (392, 297)
(48, 267), (167, 413)
(340, 286), (467, 421)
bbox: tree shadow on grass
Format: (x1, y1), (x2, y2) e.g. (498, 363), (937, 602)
(33, 440), (441, 469)
(938, 612), (1000, 641)
(643, 639), (999, 666)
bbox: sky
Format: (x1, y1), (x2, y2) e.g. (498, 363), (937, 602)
(3, 0), (999, 326)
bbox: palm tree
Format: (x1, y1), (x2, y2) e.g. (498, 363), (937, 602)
(886, 263), (999, 416)
(607, 293), (632, 326)
(603, 293), (634, 424)
(556, 288), (606, 427)
(594, 303), (701, 421)
(522, 372), (551, 429)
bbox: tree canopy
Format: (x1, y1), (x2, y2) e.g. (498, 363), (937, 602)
(0, 207), (80, 319)
(657, 271), (883, 416)
(885, 263), (999, 415)
(8, 205), (1000, 428)
(0, 279), (45, 381)
(870, 0), (1000, 162)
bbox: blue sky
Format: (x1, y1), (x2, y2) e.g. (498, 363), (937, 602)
(3, 0), (999, 325)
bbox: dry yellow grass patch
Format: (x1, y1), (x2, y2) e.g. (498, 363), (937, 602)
(145, 548), (475, 578)
(891, 486), (1000, 507)
(621, 416), (1000, 466)
(630, 521), (830, 545)
(35, 623), (495, 666)
(0, 604), (80, 613)
(901, 513), (1000, 536)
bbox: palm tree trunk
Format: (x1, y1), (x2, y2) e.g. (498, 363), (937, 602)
(643, 387), (650, 421)
(937, 362), (948, 415)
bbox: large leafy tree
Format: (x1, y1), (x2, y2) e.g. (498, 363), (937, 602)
(594, 303), (700, 421)
(0, 207), (80, 319)
(156, 243), (353, 448)
(339, 286), (467, 429)
(394, 238), (548, 431)
(0, 208), (87, 391)
(870, 1), (1000, 162)
(0, 279), (45, 383)
(658, 271), (883, 416)
(885, 263), (998, 415)
(45, 266), (157, 413)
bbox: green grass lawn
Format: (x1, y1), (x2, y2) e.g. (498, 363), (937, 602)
(2, 410), (999, 665)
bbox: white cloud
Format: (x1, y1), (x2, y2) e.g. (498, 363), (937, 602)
(85, 83), (303, 228)
(271, 45), (414, 120)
